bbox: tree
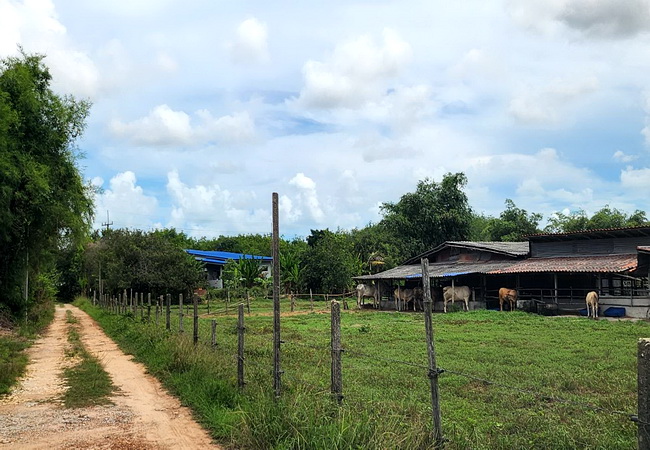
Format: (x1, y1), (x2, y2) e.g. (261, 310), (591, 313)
(301, 229), (362, 294)
(545, 206), (648, 233)
(83, 229), (204, 297)
(0, 51), (93, 313)
(476, 199), (542, 241)
(380, 173), (472, 259)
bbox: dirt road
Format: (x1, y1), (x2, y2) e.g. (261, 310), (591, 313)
(0, 304), (220, 449)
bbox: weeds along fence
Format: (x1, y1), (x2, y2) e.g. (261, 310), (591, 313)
(93, 281), (650, 448)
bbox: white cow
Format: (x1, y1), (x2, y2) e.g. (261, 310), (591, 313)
(356, 283), (378, 309)
(586, 291), (599, 319)
(393, 287), (423, 311)
(442, 286), (471, 313)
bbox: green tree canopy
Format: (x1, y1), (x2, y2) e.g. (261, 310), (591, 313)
(380, 173), (472, 259)
(473, 199), (542, 241)
(0, 51), (93, 312)
(301, 229), (361, 294)
(545, 206), (648, 233)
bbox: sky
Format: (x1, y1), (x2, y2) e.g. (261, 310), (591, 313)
(2, 0), (650, 239)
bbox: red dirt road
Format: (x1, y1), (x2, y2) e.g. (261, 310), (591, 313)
(0, 304), (220, 449)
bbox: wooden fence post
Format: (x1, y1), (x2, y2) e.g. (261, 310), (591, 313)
(193, 294), (199, 345)
(166, 294), (171, 331)
(421, 258), (443, 447)
(147, 293), (151, 322)
(156, 296), (161, 327)
(639, 338), (650, 449)
(179, 293), (184, 333)
(310, 289), (314, 312)
(290, 293), (295, 312)
(331, 300), (343, 405)
(238, 303), (245, 389)
(211, 319), (217, 347)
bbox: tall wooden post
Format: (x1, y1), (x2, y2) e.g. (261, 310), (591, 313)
(193, 294), (199, 345)
(639, 338), (650, 449)
(421, 258), (443, 447)
(238, 303), (245, 389)
(272, 192), (282, 398)
(331, 300), (343, 405)
(179, 293), (184, 333)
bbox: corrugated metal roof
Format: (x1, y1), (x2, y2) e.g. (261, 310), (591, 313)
(639, 246), (650, 253)
(489, 254), (638, 274)
(403, 241), (529, 264)
(185, 249), (272, 265)
(355, 260), (518, 280)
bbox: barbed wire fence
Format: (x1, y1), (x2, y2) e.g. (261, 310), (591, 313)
(93, 282), (650, 447)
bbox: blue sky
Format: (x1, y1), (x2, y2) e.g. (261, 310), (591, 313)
(2, 0), (650, 238)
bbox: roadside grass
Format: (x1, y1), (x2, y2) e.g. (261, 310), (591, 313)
(0, 300), (55, 395)
(62, 310), (115, 408)
(77, 296), (650, 449)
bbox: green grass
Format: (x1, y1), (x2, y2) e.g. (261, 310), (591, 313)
(77, 296), (650, 449)
(61, 309), (115, 408)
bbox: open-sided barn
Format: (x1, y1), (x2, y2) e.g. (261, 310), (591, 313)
(355, 226), (650, 317)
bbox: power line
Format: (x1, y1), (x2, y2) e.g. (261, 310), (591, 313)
(101, 210), (113, 231)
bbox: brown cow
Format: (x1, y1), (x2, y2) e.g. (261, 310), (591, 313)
(586, 291), (599, 319)
(394, 287), (422, 311)
(498, 287), (517, 311)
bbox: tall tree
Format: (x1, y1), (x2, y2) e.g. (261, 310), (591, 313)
(0, 51), (93, 312)
(545, 206), (648, 233)
(475, 199), (542, 242)
(380, 173), (472, 259)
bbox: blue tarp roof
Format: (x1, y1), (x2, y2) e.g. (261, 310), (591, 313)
(185, 249), (272, 266)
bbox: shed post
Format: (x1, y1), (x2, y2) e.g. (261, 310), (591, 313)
(638, 338), (650, 449)
(421, 258), (443, 447)
(554, 273), (558, 304)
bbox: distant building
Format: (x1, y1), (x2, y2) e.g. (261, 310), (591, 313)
(355, 226), (650, 317)
(185, 249), (273, 289)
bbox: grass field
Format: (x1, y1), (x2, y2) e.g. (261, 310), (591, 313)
(78, 296), (650, 449)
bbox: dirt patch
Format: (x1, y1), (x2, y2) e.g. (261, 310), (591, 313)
(0, 305), (220, 449)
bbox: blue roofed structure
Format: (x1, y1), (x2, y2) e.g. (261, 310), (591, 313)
(185, 249), (273, 288)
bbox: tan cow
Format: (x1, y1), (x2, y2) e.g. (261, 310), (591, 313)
(498, 288), (518, 312)
(394, 287), (422, 311)
(586, 291), (599, 319)
(442, 286), (471, 313)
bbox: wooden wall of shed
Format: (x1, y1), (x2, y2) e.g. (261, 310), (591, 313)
(434, 248), (517, 263)
(531, 236), (650, 258)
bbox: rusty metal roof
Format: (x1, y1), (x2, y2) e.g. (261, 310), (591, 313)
(488, 254), (638, 274)
(639, 246), (650, 254)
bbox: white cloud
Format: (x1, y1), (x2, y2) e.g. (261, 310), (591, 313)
(110, 106), (256, 147)
(0, 0), (100, 98)
(229, 18), (269, 64)
(93, 171), (158, 229)
(613, 150), (638, 163)
(166, 171), (270, 235)
(293, 28), (412, 109)
(289, 173), (325, 223)
(508, 76), (599, 124)
(621, 166), (650, 189)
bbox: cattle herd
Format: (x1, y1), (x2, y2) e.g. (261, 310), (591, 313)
(356, 283), (603, 319)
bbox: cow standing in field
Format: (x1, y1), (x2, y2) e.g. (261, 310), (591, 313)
(356, 283), (378, 309)
(442, 286), (471, 313)
(586, 291), (599, 319)
(394, 287), (422, 311)
(498, 288), (518, 312)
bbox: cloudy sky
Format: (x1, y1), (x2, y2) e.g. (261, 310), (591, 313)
(2, 0), (650, 239)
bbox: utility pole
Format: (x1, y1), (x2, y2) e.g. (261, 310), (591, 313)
(102, 210), (113, 231)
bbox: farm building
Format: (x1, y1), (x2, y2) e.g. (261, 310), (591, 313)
(355, 226), (650, 317)
(185, 249), (272, 289)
